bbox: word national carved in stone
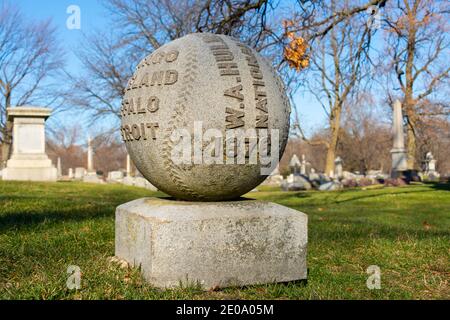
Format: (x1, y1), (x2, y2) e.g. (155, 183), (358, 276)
(237, 43), (269, 129)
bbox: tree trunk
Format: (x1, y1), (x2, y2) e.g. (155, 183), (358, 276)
(406, 112), (417, 170)
(325, 107), (341, 176)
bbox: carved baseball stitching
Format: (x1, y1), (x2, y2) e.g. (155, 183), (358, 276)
(162, 45), (204, 200)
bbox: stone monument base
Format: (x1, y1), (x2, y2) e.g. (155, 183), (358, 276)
(390, 148), (408, 177)
(2, 154), (57, 181)
(115, 198), (307, 290)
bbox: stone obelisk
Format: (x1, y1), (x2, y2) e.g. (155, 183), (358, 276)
(390, 100), (408, 177)
(300, 154), (306, 175)
(126, 154), (131, 176)
(57, 157), (62, 177)
(83, 136), (103, 183)
(87, 136), (94, 173)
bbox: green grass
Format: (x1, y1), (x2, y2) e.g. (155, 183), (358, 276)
(0, 181), (449, 299)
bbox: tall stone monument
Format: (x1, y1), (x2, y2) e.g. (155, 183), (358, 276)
(289, 154), (301, 175)
(57, 157), (62, 178)
(115, 33), (307, 289)
(126, 154), (131, 176)
(68, 168), (74, 179)
(87, 136), (94, 173)
(301, 154), (307, 175)
(390, 100), (408, 177)
(83, 136), (103, 183)
(2, 106), (57, 181)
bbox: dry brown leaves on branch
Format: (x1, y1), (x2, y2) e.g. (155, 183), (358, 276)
(283, 20), (310, 71)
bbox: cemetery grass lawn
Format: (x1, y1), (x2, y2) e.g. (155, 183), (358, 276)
(0, 181), (449, 300)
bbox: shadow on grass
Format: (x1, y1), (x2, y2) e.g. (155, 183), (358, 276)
(258, 191), (312, 201)
(0, 207), (114, 232)
(310, 219), (450, 241)
(427, 182), (450, 191)
(332, 188), (427, 204)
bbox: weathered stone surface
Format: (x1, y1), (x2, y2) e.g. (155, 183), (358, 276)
(121, 33), (290, 201)
(115, 197), (307, 289)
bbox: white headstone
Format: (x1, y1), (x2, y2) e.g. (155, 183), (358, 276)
(74, 167), (86, 180)
(126, 154), (131, 176)
(289, 154), (301, 175)
(87, 136), (94, 173)
(300, 154), (306, 175)
(1, 106), (57, 181)
(334, 156), (343, 179)
(57, 157), (62, 177)
(108, 171), (124, 181)
(390, 100), (408, 176)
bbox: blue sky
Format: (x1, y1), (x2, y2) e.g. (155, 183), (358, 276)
(11, 0), (332, 139)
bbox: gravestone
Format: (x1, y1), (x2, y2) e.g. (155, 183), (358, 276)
(107, 171), (124, 182)
(74, 167), (86, 180)
(261, 163), (283, 186)
(289, 154), (301, 175)
(319, 181), (342, 191)
(68, 168), (74, 179)
(2, 106), (57, 181)
(334, 156), (343, 180)
(57, 157), (62, 178)
(126, 154), (131, 176)
(134, 176), (158, 191)
(301, 154), (307, 175)
(115, 33), (307, 289)
(425, 152), (436, 172)
(423, 152), (440, 181)
(281, 154), (311, 191)
(83, 136), (103, 183)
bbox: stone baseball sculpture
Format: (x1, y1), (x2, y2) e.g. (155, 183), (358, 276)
(121, 33), (291, 201)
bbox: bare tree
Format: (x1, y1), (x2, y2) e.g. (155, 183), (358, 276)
(47, 126), (128, 176)
(285, 1), (373, 175)
(339, 93), (392, 173)
(0, 3), (64, 166)
(289, 0), (387, 41)
(382, 0), (449, 169)
(46, 125), (85, 175)
(68, 0), (273, 128)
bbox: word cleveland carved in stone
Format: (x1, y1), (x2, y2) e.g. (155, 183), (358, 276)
(121, 33), (291, 201)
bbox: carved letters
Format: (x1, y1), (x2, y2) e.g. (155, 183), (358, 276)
(122, 48), (180, 142)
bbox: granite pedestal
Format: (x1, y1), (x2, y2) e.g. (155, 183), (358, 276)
(115, 198), (307, 289)
(2, 107), (57, 181)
